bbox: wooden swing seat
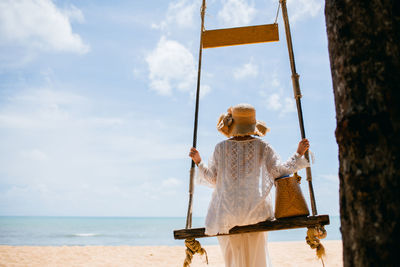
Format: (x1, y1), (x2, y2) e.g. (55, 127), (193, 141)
(174, 215), (329, 239)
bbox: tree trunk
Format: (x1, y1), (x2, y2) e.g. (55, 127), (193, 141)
(325, 0), (400, 266)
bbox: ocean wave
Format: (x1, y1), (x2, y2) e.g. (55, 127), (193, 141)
(70, 233), (101, 237)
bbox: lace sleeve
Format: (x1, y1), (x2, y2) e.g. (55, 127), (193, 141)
(196, 145), (219, 188)
(264, 144), (310, 180)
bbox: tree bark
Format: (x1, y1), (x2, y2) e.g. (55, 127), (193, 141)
(325, 0), (400, 266)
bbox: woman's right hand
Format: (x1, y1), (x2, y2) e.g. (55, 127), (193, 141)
(189, 147), (202, 165)
(297, 138), (310, 156)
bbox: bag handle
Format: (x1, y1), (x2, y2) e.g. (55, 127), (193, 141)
(275, 172), (302, 184)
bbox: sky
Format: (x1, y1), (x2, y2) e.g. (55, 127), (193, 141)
(0, 0), (338, 217)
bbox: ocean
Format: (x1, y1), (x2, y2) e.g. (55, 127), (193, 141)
(0, 216), (341, 246)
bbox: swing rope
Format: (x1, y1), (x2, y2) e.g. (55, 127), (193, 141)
(185, 0), (206, 231)
(183, 1), (207, 266)
(280, 0), (327, 260)
(274, 1), (281, 24)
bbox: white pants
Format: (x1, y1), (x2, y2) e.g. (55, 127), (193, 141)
(217, 232), (272, 267)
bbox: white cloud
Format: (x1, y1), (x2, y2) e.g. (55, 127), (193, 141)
(62, 5), (85, 23)
(287, 0), (322, 22)
(283, 97), (296, 113)
(132, 67), (144, 79)
(265, 93), (296, 116)
(0, 0), (89, 54)
(266, 93), (282, 111)
(88, 117), (124, 126)
(320, 174), (339, 183)
(162, 177), (181, 187)
(200, 84), (212, 99)
(0, 83), (191, 214)
(259, 71), (282, 94)
(0, 88), (86, 129)
(0, 87), (189, 161)
(0, 86), (191, 215)
(190, 84), (212, 100)
(146, 36), (196, 95)
(270, 74), (280, 88)
(218, 0), (256, 27)
(153, 0), (198, 31)
(20, 149), (48, 161)
(259, 71), (296, 116)
(233, 60), (259, 80)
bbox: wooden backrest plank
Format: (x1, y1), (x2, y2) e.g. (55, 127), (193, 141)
(202, 24), (279, 49)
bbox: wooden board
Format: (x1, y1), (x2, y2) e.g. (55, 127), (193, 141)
(174, 215), (329, 239)
(202, 24), (279, 49)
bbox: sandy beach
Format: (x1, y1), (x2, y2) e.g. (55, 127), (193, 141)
(0, 240), (342, 267)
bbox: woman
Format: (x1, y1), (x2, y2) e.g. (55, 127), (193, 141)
(189, 103), (310, 267)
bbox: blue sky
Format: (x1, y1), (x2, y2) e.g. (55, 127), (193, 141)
(0, 0), (338, 217)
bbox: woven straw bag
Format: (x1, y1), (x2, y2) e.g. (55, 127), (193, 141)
(274, 173), (310, 219)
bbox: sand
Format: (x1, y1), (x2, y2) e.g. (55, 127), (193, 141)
(0, 240), (342, 267)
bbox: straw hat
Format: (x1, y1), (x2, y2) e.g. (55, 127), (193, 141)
(217, 103), (270, 137)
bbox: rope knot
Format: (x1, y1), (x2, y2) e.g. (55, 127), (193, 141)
(306, 226), (327, 266)
(183, 238), (208, 267)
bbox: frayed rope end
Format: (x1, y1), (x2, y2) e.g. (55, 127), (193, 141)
(306, 226), (327, 266)
(183, 238), (208, 267)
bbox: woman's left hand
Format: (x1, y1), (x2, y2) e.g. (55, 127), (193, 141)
(297, 138), (310, 156)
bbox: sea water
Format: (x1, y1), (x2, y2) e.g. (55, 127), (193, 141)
(0, 216), (341, 246)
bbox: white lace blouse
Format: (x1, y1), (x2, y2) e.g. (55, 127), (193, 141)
(197, 138), (310, 235)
